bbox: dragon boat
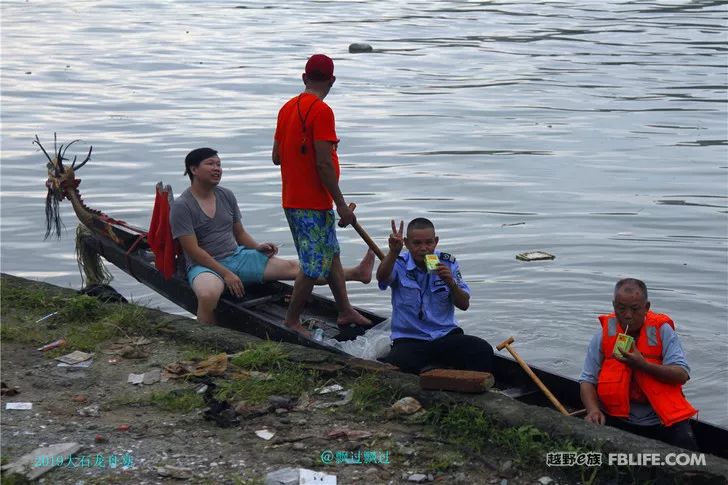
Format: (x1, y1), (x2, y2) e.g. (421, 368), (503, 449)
(37, 135), (728, 458)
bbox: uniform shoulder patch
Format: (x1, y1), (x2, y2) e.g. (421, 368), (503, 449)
(439, 252), (455, 262)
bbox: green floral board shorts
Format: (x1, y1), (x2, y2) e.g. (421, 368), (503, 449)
(284, 208), (340, 279)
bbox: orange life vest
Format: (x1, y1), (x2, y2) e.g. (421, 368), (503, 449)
(596, 311), (697, 427)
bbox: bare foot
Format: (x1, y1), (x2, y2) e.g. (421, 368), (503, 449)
(284, 320), (311, 338)
(336, 307), (373, 328)
(356, 249), (375, 284)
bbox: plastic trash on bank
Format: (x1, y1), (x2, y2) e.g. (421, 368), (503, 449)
(324, 319), (392, 360)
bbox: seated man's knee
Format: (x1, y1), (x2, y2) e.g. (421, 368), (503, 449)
(382, 348), (425, 374)
(462, 336), (494, 371)
(192, 273), (224, 306)
(480, 339), (494, 358)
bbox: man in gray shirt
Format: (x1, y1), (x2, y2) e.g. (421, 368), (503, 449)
(170, 148), (374, 326)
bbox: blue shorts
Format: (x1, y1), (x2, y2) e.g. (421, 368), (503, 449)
(284, 208), (340, 279)
(187, 246), (269, 286)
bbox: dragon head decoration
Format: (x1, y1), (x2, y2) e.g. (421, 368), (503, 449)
(34, 134), (92, 239)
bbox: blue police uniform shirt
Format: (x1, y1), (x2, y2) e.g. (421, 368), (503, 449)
(577, 323), (690, 426)
(378, 250), (470, 341)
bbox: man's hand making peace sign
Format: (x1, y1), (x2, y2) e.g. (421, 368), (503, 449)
(389, 220), (404, 254)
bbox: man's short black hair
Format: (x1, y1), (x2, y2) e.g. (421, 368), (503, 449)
(184, 147), (218, 182)
(407, 217), (435, 235)
(614, 278), (648, 301)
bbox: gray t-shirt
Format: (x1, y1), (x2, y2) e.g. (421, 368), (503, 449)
(170, 186), (242, 270)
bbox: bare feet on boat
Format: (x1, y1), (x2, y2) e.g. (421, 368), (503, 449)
(336, 308), (373, 328)
(284, 320), (311, 338)
(355, 249), (375, 284)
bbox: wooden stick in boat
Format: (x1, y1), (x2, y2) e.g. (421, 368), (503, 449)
(496, 336), (570, 416)
(337, 203), (385, 261)
(352, 222), (385, 261)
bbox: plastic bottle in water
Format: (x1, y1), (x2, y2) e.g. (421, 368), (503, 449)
(312, 328), (324, 342)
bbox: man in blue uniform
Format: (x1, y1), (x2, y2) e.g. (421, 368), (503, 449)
(376, 218), (493, 374)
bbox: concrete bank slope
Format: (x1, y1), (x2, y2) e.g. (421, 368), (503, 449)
(3, 273), (727, 483)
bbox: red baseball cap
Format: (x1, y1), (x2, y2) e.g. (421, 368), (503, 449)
(305, 54), (334, 81)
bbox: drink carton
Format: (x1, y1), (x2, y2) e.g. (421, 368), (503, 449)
(425, 254), (439, 273)
(613, 333), (634, 357)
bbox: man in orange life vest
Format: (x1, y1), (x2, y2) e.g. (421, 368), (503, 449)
(578, 278), (698, 450)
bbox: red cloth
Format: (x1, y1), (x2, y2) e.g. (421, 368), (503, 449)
(147, 187), (180, 280)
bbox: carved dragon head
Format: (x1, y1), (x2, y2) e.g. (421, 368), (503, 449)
(34, 134), (92, 239)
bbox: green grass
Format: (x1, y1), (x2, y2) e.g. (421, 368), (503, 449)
(221, 341), (308, 404)
(1, 284), (157, 351)
(180, 344), (224, 362)
(425, 404), (564, 461)
(215, 366), (313, 404)
(151, 389), (205, 412)
(60, 294), (102, 322)
(0, 321), (49, 345)
(230, 341), (288, 370)
(426, 403), (491, 452)
(100, 303), (155, 335)
(348, 372), (401, 415)
(424, 403), (623, 483)
(0, 284), (66, 313)
(64, 321), (120, 351)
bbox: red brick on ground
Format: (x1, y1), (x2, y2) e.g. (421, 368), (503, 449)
(419, 369), (495, 393)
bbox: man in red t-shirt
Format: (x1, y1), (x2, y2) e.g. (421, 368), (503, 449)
(272, 54), (371, 336)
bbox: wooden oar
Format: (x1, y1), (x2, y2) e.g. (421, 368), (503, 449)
(352, 222), (385, 261)
(338, 203), (385, 261)
(496, 336), (569, 416)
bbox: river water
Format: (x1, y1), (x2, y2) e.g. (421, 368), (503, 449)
(1, 1), (726, 425)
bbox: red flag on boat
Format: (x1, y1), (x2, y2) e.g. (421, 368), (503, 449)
(147, 184), (180, 280)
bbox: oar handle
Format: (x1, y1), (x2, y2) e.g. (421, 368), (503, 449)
(352, 222), (385, 261)
(498, 336), (570, 416)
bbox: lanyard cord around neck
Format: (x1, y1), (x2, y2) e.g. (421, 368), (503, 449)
(296, 93), (319, 154)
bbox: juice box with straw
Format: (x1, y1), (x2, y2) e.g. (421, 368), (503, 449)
(613, 333), (634, 357)
(425, 254), (439, 273)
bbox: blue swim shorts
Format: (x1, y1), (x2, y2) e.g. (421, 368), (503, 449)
(187, 246), (269, 286)
(284, 208), (340, 279)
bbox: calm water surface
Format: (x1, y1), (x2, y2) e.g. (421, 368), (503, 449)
(2, 1), (726, 425)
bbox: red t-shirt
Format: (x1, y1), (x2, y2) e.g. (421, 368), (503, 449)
(274, 92), (340, 209)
